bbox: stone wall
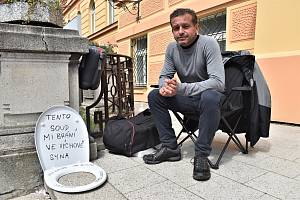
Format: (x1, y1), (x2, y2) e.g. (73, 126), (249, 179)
(0, 22), (89, 199)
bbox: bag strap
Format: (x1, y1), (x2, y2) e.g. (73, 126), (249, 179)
(127, 120), (135, 156)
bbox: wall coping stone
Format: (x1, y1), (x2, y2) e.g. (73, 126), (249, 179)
(0, 22), (89, 54)
(0, 1), (63, 27)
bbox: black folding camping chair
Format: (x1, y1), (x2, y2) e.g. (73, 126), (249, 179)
(175, 52), (256, 169)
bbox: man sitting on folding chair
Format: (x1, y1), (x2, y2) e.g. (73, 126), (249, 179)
(143, 8), (225, 181)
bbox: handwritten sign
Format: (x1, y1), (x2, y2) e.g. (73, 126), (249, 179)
(36, 106), (89, 170)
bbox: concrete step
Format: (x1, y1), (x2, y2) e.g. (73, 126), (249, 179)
(0, 148), (43, 199)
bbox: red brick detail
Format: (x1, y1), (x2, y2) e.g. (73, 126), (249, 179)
(148, 62), (164, 85)
(230, 4), (257, 41)
(149, 30), (174, 56)
(141, 0), (164, 18)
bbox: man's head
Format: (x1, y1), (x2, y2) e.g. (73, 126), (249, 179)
(170, 8), (199, 47)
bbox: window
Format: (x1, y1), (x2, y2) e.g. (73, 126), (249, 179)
(63, 13), (81, 35)
(132, 36), (147, 87)
(90, 0), (96, 33)
(199, 11), (226, 52)
(107, 0), (116, 25)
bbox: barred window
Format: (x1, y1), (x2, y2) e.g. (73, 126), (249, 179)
(199, 11), (226, 52)
(132, 36), (147, 87)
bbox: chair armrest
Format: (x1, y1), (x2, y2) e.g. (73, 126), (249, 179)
(232, 86), (251, 91)
(150, 85), (159, 88)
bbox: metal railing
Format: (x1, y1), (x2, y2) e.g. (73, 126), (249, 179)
(85, 53), (134, 137)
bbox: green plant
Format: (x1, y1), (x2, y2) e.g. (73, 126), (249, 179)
(88, 40), (117, 54)
(99, 44), (116, 54)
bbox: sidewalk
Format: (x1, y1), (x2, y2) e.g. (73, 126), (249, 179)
(13, 103), (300, 200)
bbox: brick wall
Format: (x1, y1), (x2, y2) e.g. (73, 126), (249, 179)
(149, 29), (174, 56)
(141, 0), (164, 18)
(148, 62), (164, 85)
(229, 3), (257, 42)
(117, 40), (131, 56)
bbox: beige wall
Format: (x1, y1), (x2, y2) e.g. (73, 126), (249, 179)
(63, 0), (80, 24)
(116, 0), (239, 102)
(226, 0), (300, 123)
(148, 27), (174, 85)
(63, 0), (119, 40)
(116, 0), (238, 42)
(63, 0), (300, 124)
(254, 0), (300, 124)
(226, 0), (256, 52)
(254, 0), (300, 55)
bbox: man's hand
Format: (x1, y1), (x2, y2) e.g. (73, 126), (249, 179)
(159, 78), (178, 97)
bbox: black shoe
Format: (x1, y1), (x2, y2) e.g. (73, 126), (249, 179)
(193, 156), (211, 181)
(143, 145), (181, 164)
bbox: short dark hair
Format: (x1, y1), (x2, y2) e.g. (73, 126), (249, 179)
(170, 8), (198, 25)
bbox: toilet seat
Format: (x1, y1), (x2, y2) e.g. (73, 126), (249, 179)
(35, 105), (107, 193)
(44, 162), (107, 193)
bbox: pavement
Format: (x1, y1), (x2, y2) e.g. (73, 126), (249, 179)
(12, 102), (300, 200)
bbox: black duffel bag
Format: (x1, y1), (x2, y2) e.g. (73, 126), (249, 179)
(103, 109), (160, 156)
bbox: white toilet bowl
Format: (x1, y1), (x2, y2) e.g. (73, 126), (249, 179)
(35, 106), (107, 193)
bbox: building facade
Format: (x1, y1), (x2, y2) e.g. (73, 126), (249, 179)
(62, 0), (300, 124)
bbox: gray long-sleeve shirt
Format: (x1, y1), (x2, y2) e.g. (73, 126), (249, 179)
(159, 35), (225, 96)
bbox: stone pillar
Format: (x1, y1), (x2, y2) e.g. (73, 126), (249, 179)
(0, 22), (89, 199)
(69, 54), (82, 111)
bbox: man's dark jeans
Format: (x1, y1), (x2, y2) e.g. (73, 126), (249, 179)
(148, 89), (223, 157)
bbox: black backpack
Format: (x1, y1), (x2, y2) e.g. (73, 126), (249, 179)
(103, 109), (160, 156)
(79, 46), (102, 90)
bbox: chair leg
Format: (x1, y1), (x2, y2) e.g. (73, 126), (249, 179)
(222, 116), (248, 154)
(178, 134), (190, 146)
(176, 130), (184, 141)
(231, 134), (247, 154)
(173, 111), (198, 146)
(171, 111), (248, 169)
(245, 138), (249, 153)
(208, 136), (232, 169)
(177, 130), (197, 146)
(209, 116), (248, 169)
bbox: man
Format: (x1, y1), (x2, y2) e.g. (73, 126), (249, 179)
(143, 8), (225, 181)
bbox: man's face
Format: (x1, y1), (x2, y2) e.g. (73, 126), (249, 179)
(171, 13), (199, 47)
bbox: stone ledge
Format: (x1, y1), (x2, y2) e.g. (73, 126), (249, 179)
(0, 132), (35, 153)
(0, 1), (63, 27)
(0, 22), (89, 53)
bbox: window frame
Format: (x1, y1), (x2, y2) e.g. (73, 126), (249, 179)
(198, 10), (227, 52)
(131, 35), (148, 87)
(107, 0), (116, 25)
(90, 0), (96, 34)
